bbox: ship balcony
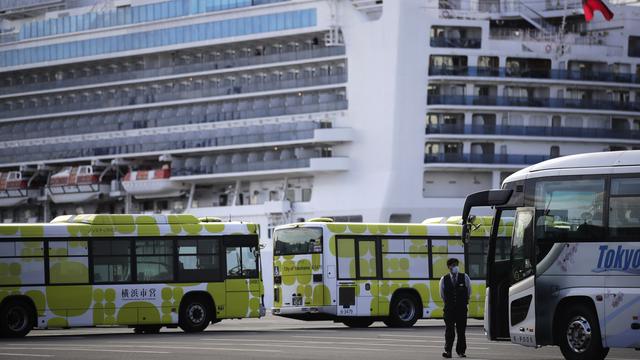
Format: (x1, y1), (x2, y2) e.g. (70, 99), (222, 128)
(426, 124), (640, 141)
(171, 156), (349, 183)
(0, 73), (348, 120)
(428, 66), (639, 85)
(0, 46), (346, 97)
(0, 89), (347, 142)
(427, 95), (640, 114)
(429, 37), (481, 49)
(424, 153), (549, 167)
(0, 122), (352, 165)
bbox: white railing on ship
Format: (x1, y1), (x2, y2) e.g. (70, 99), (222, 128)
(436, 0), (582, 13)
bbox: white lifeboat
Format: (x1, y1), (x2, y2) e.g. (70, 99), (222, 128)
(0, 171), (36, 207)
(121, 165), (189, 199)
(46, 165), (110, 203)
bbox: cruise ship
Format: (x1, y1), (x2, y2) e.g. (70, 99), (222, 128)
(1, 0), (640, 301)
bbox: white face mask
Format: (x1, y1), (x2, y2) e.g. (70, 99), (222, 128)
(450, 266), (459, 274)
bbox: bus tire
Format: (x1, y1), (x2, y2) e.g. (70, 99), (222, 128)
(179, 295), (212, 333)
(0, 298), (35, 338)
(557, 303), (609, 360)
(384, 292), (420, 328)
(342, 318), (374, 328)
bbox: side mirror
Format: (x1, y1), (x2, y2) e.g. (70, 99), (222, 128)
(462, 215), (475, 243)
(461, 189), (512, 242)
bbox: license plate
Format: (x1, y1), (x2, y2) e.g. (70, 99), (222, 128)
(292, 296), (303, 306)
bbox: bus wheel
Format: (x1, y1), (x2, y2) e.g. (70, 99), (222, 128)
(384, 293), (420, 328)
(179, 295), (211, 333)
(558, 303), (609, 360)
(342, 318), (374, 328)
(0, 299), (35, 338)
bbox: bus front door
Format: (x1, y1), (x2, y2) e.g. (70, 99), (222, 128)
(508, 207), (537, 347)
(224, 239), (261, 318)
(486, 210), (512, 340)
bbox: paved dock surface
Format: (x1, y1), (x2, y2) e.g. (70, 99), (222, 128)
(0, 316), (637, 360)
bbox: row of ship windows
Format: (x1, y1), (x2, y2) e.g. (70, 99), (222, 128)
(0, 62), (346, 119)
(14, 0), (287, 43)
(430, 25), (640, 60)
(0, 89), (345, 141)
(0, 38), (341, 95)
(0, 9), (316, 68)
(0, 121), (325, 164)
(429, 55), (640, 84)
(171, 146), (332, 177)
(424, 142), (639, 166)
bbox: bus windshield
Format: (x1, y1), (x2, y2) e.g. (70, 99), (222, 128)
(274, 227), (322, 255)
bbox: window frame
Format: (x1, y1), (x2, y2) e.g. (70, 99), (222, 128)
(177, 238), (223, 283)
(273, 226), (323, 256)
(335, 235), (481, 281)
(134, 238), (175, 283)
(526, 174), (609, 244)
(607, 175), (640, 241)
(223, 236), (260, 279)
(0, 239), (45, 287)
(47, 240), (90, 285)
(0, 233), (254, 287)
(91, 237), (133, 285)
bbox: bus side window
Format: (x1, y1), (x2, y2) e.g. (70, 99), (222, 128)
(135, 239), (174, 282)
(609, 178), (640, 240)
(533, 178), (605, 246)
(225, 245), (258, 279)
(49, 240), (89, 284)
(467, 237), (487, 279)
(92, 239), (132, 283)
(177, 239), (221, 282)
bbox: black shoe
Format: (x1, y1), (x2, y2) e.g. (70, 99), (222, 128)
(457, 354), (466, 358)
(442, 352), (452, 358)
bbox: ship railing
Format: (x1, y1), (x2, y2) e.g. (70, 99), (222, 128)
(426, 124), (640, 140)
(0, 73), (348, 119)
(424, 153), (550, 165)
(0, 47), (346, 96)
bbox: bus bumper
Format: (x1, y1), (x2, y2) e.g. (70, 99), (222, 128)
(271, 306), (335, 320)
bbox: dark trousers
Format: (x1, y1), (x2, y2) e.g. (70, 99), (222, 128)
(444, 306), (467, 354)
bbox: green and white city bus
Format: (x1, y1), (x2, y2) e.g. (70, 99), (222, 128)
(0, 214), (264, 337)
(271, 216), (511, 328)
(461, 151), (640, 360)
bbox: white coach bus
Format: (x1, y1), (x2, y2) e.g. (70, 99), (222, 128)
(461, 151), (640, 360)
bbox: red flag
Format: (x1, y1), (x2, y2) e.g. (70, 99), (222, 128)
(583, 0), (614, 21)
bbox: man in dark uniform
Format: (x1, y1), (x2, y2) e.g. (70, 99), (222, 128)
(440, 258), (471, 358)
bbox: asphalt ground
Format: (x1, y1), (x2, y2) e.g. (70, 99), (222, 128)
(0, 316), (638, 360)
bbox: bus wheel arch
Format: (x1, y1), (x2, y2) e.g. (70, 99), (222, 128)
(553, 297), (609, 360)
(178, 291), (216, 333)
(384, 289), (422, 328)
(0, 295), (37, 338)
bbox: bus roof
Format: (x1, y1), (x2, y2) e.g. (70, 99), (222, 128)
(50, 214), (205, 225)
(274, 216), (511, 237)
(505, 150), (640, 183)
(0, 214), (258, 238)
